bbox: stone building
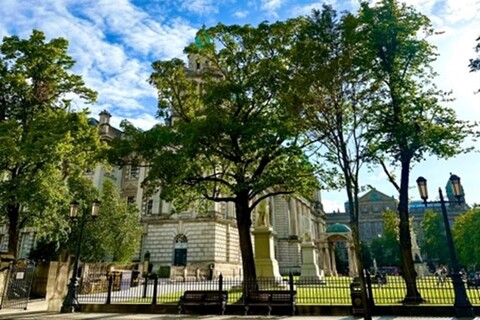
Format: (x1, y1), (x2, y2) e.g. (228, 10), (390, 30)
(326, 188), (398, 243)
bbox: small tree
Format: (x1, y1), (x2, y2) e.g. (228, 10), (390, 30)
(421, 209), (448, 265)
(453, 208), (480, 269)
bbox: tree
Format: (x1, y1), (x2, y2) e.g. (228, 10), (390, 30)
(73, 179), (142, 262)
(370, 210), (400, 267)
(296, 6), (376, 318)
(421, 209), (448, 265)
(0, 30), (100, 257)
(453, 208), (480, 269)
(109, 22), (318, 284)
(31, 178), (142, 263)
(358, 0), (474, 303)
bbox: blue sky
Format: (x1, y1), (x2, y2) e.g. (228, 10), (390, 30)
(1, 0), (479, 212)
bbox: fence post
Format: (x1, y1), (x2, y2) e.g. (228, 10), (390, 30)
(142, 275), (148, 299)
(289, 272), (294, 292)
(106, 274), (113, 304)
(219, 273), (223, 292)
(365, 271), (375, 309)
(151, 275), (158, 305)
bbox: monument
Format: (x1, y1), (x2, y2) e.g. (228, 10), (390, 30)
(252, 201), (281, 279)
(299, 231), (325, 283)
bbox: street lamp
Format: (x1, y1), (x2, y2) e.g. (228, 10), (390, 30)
(416, 175), (473, 318)
(61, 199), (100, 313)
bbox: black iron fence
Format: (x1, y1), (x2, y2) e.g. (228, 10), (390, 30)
(76, 274), (480, 306)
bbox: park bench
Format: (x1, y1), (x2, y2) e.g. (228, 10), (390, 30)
(178, 290), (228, 315)
(244, 290), (296, 316)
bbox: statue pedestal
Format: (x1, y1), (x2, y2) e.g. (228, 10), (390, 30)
(299, 241), (325, 283)
(252, 226), (281, 279)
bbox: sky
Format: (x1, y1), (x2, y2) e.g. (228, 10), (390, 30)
(0, 0), (479, 212)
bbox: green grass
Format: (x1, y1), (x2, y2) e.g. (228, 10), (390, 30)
(120, 276), (480, 306)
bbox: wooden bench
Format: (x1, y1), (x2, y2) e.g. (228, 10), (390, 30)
(244, 290), (296, 315)
(178, 290), (228, 315)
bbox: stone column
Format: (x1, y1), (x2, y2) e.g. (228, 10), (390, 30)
(330, 243), (338, 277)
(324, 244), (331, 276)
(347, 244), (358, 277)
(252, 226), (281, 279)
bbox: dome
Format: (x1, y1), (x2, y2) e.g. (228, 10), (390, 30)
(326, 223), (351, 233)
(194, 33), (212, 50)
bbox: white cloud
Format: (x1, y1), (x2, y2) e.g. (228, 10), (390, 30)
(177, 0), (219, 15)
(234, 10), (249, 18)
(261, 0), (285, 11)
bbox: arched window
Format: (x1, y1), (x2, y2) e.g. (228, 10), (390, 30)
(173, 235), (188, 266)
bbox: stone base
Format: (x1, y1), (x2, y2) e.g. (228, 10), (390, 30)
(255, 258), (282, 279)
(299, 267), (325, 283)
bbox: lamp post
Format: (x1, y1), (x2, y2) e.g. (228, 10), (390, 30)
(416, 175), (473, 318)
(61, 199), (100, 313)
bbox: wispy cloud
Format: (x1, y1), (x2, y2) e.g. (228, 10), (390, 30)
(260, 0), (285, 11)
(177, 0), (220, 15)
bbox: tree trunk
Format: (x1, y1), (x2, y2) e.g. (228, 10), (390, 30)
(7, 203), (20, 258)
(398, 159), (423, 304)
(234, 194), (257, 293)
(346, 182), (372, 319)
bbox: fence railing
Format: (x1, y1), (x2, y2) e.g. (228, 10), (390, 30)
(76, 274), (480, 307)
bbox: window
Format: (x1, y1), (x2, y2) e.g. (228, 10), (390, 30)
(173, 235), (188, 266)
(130, 165), (139, 179)
(146, 199), (153, 214)
(127, 196), (136, 205)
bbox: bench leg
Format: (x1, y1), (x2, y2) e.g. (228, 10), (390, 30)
(267, 305), (272, 316)
(178, 305), (183, 314)
(244, 306), (249, 316)
(291, 305), (295, 316)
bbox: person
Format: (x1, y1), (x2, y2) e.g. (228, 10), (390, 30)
(437, 265), (447, 285)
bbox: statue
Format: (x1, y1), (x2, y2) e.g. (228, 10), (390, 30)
(303, 231), (312, 242)
(256, 201), (269, 227)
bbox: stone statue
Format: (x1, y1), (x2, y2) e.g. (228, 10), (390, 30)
(256, 201), (269, 226)
(303, 231), (312, 242)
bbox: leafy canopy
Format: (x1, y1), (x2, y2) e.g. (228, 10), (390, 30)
(112, 21), (319, 212)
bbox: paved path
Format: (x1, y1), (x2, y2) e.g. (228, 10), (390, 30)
(0, 300), (476, 320)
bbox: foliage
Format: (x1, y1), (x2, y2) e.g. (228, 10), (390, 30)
(30, 178), (142, 262)
(0, 30), (100, 257)
(453, 208), (480, 269)
(370, 210), (400, 267)
(357, 0), (475, 302)
(108, 21), (318, 281)
(296, 6), (376, 316)
(421, 209), (448, 264)
(469, 36), (480, 93)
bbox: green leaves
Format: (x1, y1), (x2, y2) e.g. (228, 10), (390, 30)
(0, 30), (100, 257)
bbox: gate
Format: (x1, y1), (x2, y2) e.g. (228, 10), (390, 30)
(0, 260), (35, 310)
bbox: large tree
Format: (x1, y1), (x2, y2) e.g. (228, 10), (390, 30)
(358, 0), (474, 303)
(109, 22), (318, 284)
(421, 209), (449, 265)
(0, 30), (100, 257)
(297, 6), (375, 318)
